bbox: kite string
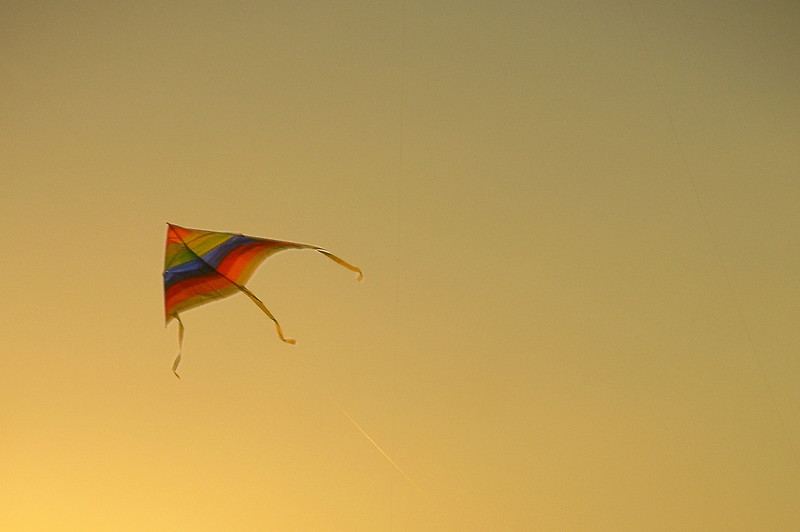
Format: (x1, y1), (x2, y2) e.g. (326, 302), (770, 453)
(295, 340), (423, 494)
(628, 2), (798, 467)
(326, 390), (423, 494)
(385, 1), (410, 523)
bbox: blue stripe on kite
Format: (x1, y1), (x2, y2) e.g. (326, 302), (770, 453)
(164, 260), (216, 288)
(201, 235), (256, 269)
(163, 235), (258, 288)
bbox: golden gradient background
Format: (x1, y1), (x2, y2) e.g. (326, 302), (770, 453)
(2, 1), (798, 530)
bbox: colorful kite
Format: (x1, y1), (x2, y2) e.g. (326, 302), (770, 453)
(164, 223), (362, 377)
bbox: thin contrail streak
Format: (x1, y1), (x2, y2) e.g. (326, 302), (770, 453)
(329, 395), (423, 494)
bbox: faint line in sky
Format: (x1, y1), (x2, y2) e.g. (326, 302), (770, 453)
(628, 1), (798, 467)
(328, 393), (424, 494)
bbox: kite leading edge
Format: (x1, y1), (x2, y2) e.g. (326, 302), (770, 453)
(163, 223), (363, 377)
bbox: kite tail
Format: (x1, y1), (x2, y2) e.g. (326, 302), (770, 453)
(172, 315), (184, 378)
(315, 249), (364, 281)
(238, 284), (297, 345)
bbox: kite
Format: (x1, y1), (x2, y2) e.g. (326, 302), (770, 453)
(163, 223), (362, 377)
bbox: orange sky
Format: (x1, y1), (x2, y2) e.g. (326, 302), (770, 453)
(2, 1), (799, 530)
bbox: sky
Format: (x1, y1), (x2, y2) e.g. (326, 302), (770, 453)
(2, 1), (799, 530)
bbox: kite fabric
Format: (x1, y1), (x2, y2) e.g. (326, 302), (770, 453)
(163, 223), (363, 377)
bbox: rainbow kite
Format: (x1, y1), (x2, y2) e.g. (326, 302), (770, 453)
(164, 223), (362, 377)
